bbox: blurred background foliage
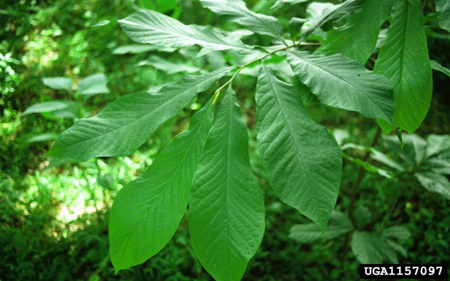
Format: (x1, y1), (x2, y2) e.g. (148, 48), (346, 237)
(0, 0), (449, 280)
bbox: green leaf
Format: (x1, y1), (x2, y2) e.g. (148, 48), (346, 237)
(374, 0), (432, 133)
(354, 206), (371, 229)
(288, 51), (394, 123)
(315, 0), (394, 65)
(200, 0), (284, 41)
(435, 0), (450, 32)
(119, 9), (251, 54)
(21, 101), (70, 115)
(271, 0), (308, 10)
(382, 226), (412, 240)
(386, 239), (408, 258)
(383, 134), (427, 168)
(77, 73), (110, 95)
(47, 67), (232, 161)
(423, 158), (450, 175)
(109, 98), (215, 272)
(42, 77), (72, 92)
(431, 60), (450, 78)
(351, 231), (383, 264)
(415, 172), (450, 199)
(289, 211), (353, 243)
(112, 44), (176, 55)
(189, 88), (265, 281)
(301, 0), (364, 40)
(27, 133), (59, 143)
(426, 134), (450, 157)
(256, 64), (342, 229)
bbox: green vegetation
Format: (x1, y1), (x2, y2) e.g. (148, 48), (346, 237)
(1, 0), (449, 280)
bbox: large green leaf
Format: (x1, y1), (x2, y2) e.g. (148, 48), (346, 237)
(200, 0), (284, 41)
(351, 231), (383, 264)
(109, 98), (215, 272)
(289, 211), (353, 243)
(47, 68), (232, 161)
(119, 9), (251, 53)
(256, 64), (342, 229)
(301, 0), (364, 40)
(189, 88), (265, 281)
(288, 51), (394, 123)
(436, 0), (450, 32)
(415, 172), (450, 199)
(374, 0), (432, 133)
(316, 0), (394, 65)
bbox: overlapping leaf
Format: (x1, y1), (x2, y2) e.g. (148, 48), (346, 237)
(301, 0), (364, 39)
(256, 64), (342, 229)
(200, 0), (284, 41)
(374, 0), (432, 133)
(119, 9), (251, 53)
(415, 172), (450, 199)
(288, 51), (394, 123)
(316, 0), (394, 65)
(189, 88), (265, 281)
(109, 98), (215, 272)
(47, 67), (232, 161)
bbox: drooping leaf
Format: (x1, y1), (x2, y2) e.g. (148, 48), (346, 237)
(119, 9), (251, 54)
(200, 0), (284, 41)
(109, 98), (215, 272)
(138, 56), (205, 74)
(112, 44), (176, 54)
(374, 0), (432, 133)
(415, 172), (450, 199)
(256, 64), (342, 229)
(426, 134), (450, 157)
(435, 0), (450, 32)
(288, 51), (394, 123)
(351, 231), (383, 264)
(189, 88), (265, 281)
(289, 211), (353, 243)
(316, 0), (395, 65)
(21, 101), (70, 115)
(382, 226), (412, 240)
(431, 60), (450, 78)
(343, 153), (395, 179)
(47, 67), (232, 161)
(77, 73), (110, 95)
(301, 0), (364, 40)
(42, 77), (72, 92)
